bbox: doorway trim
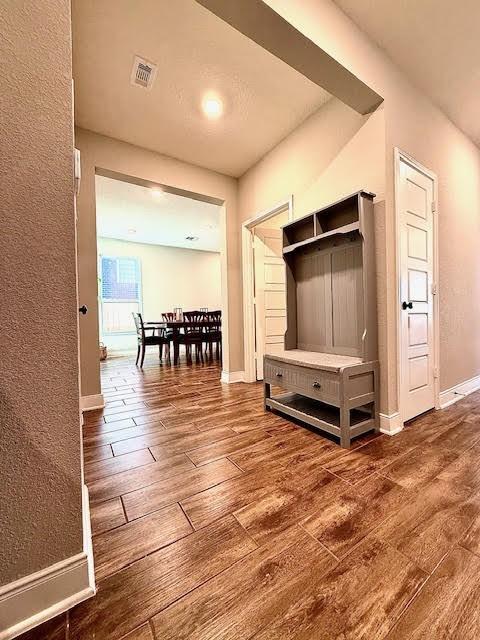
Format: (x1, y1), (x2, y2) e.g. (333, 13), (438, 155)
(394, 148), (440, 427)
(93, 168), (228, 378)
(242, 196), (293, 383)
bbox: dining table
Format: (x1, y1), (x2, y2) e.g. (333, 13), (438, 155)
(145, 319), (220, 365)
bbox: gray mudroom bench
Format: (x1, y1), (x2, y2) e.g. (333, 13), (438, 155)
(264, 190), (380, 448)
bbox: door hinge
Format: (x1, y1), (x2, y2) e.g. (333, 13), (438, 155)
(431, 200), (436, 213)
(433, 367), (439, 379)
(431, 282), (437, 295)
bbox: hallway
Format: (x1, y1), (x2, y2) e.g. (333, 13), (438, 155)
(24, 354), (480, 639)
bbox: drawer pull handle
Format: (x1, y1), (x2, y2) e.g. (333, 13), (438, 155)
(312, 381), (321, 389)
(276, 372), (283, 377)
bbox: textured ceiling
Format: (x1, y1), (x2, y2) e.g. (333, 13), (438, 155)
(96, 176), (222, 252)
(72, 0), (331, 177)
(333, 0), (480, 146)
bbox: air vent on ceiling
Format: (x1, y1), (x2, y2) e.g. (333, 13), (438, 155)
(130, 55), (157, 90)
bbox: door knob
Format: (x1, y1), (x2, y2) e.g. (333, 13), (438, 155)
(79, 305), (88, 315)
(402, 301), (413, 310)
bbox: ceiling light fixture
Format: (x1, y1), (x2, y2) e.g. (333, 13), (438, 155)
(201, 93), (224, 120)
(128, 228), (137, 234)
(185, 236), (199, 241)
(150, 188), (164, 199)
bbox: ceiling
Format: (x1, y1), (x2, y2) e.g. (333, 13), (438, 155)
(95, 175), (222, 252)
(72, 0), (331, 177)
(333, 0), (480, 146)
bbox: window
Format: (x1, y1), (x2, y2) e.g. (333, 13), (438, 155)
(100, 256), (141, 334)
(117, 258), (138, 285)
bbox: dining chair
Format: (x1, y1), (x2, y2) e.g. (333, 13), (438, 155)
(132, 312), (171, 368)
(176, 310), (205, 364)
(161, 312), (176, 338)
(204, 310), (222, 360)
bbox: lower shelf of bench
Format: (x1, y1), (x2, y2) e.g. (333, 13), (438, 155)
(265, 392), (376, 441)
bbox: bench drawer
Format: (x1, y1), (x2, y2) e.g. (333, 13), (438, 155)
(264, 357), (340, 405)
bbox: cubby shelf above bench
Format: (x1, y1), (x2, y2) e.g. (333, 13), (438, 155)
(282, 220), (361, 255)
(282, 190), (375, 254)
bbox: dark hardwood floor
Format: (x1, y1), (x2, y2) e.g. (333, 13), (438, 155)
(21, 351), (480, 639)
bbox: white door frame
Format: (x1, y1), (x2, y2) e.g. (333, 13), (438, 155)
(242, 197), (293, 383)
(394, 148), (440, 425)
(93, 168), (229, 378)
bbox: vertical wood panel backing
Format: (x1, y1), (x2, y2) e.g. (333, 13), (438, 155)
(283, 191), (378, 362)
(331, 242), (363, 355)
(296, 252), (331, 350)
(294, 241), (364, 357)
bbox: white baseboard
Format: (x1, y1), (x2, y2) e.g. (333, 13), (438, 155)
(80, 393), (105, 412)
(0, 486), (96, 640)
(439, 374), (480, 409)
(82, 484), (96, 602)
(221, 370), (245, 384)
(379, 411), (404, 436)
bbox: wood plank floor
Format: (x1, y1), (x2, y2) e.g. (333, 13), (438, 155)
(21, 352), (480, 640)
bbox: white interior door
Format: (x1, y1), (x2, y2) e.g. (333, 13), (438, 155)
(253, 228), (286, 379)
(398, 156), (436, 421)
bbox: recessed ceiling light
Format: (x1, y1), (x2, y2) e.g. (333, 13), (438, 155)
(201, 93), (223, 120)
(128, 228), (136, 234)
(185, 236), (199, 241)
(150, 188), (164, 199)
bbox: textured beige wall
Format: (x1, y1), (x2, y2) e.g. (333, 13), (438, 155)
(75, 129), (241, 396)
(0, 1), (83, 585)
(239, 97), (383, 220)
(264, 0), (480, 411)
(98, 237), (222, 319)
